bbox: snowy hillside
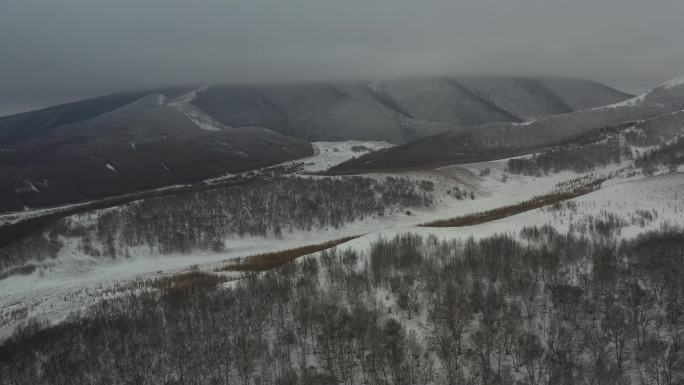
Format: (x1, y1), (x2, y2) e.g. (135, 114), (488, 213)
(3, 151), (684, 383)
(330, 73), (684, 174)
(0, 76), (632, 215)
(3, 149), (683, 339)
(3, 76), (684, 385)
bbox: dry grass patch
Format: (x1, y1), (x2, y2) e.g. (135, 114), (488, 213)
(150, 271), (227, 294)
(218, 236), (361, 272)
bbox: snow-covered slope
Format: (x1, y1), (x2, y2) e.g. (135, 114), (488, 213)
(285, 141), (393, 172)
(0, 93), (313, 213)
(191, 78), (631, 144)
(3, 151), (683, 339)
(331, 73), (684, 174)
(0, 76), (633, 213)
(662, 74), (684, 89)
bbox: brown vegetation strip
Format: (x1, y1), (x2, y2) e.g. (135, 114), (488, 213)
(150, 271), (227, 294)
(421, 179), (605, 228)
(218, 236), (362, 272)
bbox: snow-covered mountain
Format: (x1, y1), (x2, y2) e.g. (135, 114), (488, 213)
(329, 74), (684, 173)
(0, 77), (630, 213)
(190, 78), (630, 143)
(4, 74), (684, 385)
(0, 93), (313, 213)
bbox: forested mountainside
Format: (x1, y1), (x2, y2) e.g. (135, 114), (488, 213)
(505, 137), (630, 176)
(0, 77), (629, 214)
(3, 227), (683, 385)
(0, 176), (433, 273)
(192, 78), (630, 143)
(7, 73), (684, 385)
(0, 77), (628, 148)
(504, 124), (684, 178)
(328, 76), (684, 174)
(0, 103), (313, 213)
(2, 93), (684, 384)
(0, 87), (193, 144)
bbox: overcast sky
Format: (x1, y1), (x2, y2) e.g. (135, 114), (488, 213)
(1, 0), (683, 116)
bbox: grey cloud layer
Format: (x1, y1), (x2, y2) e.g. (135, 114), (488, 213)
(1, 0), (683, 113)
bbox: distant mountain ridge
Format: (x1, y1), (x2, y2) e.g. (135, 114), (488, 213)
(327, 74), (684, 174)
(0, 76), (631, 213)
(0, 77), (631, 146)
(188, 77), (630, 143)
(0, 87), (193, 145)
(0, 89), (313, 212)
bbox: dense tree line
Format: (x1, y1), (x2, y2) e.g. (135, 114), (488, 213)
(0, 176), (433, 272)
(507, 138), (629, 176)
(327, 105), (657, 174)
(624, 112), (684, 147)
(2, 225), (684, 384)
(0, 230), (62, 273)
(635, 136), (684, 175)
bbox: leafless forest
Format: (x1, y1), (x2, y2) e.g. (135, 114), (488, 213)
(2, 225), (683, 385)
